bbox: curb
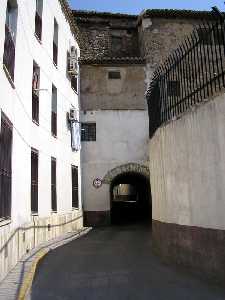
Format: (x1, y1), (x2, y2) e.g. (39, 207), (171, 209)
(17, 227), (92, 300)
(17, 248), (50, 300)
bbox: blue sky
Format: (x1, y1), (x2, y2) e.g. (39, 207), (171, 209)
(69, 0), (225, 14)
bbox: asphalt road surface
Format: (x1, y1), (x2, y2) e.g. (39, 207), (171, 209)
(29, 224), (225, 300)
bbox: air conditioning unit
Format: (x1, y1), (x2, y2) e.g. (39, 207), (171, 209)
(68, 46), (78, 76)
(69, 108), (78, 121)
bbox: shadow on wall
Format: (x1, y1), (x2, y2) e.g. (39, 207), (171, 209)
(110, 172), (152, 226)
(0, 214), (83, 297)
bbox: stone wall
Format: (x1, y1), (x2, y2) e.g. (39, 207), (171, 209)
(0, 210), (83, 283)
(138, 17), (201, 86)
(74, 11), (139, 60)
(149, 92), (225, 283)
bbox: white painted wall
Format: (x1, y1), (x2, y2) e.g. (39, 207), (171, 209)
(81, 110), (149, 211)
(0, 0), (81, 229)
(149, 93), (225, 230)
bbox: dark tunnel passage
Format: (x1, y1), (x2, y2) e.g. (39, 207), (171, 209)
(110, 172), (152, 225)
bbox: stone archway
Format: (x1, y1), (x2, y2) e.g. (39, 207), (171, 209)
(102, 163), (150, 185)
(103, 163), (151, 225)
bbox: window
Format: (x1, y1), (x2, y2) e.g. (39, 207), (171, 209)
(32, 62), (40, 124)
(53, 19), (58, 66)
(31, 149), (38, 214)
(0, 112), (13, 220)
(71, 76), (78, 92)
(197, 27), (223, 45)
(167, 81), (180, 97)
(3, 1), (18, 82)
(108, 71), (121, 79)
(35, 0), (43, 41)
(51, 157), (57, 212)
(67, 47), (78, 92)
(197, 28), (212, 45)
(51, 85), (57, 137)
(214, 28), (224, 45)
(71, 165), (78, 209)
(81, 123), (96, 142)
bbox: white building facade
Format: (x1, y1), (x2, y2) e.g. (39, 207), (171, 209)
(0, 0), (82, 281)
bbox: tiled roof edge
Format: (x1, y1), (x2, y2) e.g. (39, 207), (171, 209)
(138, 9), (215, 23)
(58, 0), (82, 45)
(73, 10), (138, 19)
(79, 57), (146, 65)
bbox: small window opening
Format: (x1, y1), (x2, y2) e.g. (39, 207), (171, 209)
(108, 71), (121, 80)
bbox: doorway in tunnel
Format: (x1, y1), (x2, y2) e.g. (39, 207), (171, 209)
(110, 172), (152, 225)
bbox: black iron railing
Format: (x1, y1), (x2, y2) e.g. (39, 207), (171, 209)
(35, 12), (42, 41)
(3, 24), (15, 81)
(146, 14), (225, 138)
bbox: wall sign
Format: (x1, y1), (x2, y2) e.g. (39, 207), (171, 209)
(93, 178), (102, 189)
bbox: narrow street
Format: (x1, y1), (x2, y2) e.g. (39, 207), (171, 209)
(29, 224), (225, 300)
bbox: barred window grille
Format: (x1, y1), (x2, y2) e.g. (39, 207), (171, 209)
(53, 19), (58, 66)
(35, 0), (43, 41)
(51, 157), (57, 212)
(71, 76), (78, 92)
(3, 1), (18, 82)
(81, 123), (96, 141)
(71, 165), (79, 209)
(0, 113), (13, 220)
(32, 62), (40, 124)
(108, 71), (121, 79)
(51, 85), (57, 137)
(31, 149), (38, 214)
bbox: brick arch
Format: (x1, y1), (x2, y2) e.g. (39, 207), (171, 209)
(102, 163), (150, 184)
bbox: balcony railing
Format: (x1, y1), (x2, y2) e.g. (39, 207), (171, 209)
(35, 12), (42, 41)
(3, 24), (15, 81)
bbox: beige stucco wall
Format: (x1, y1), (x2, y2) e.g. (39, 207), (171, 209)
(80, 65), (146, 110)
(81, 110), (149, 212)
(149, 93), (225, 230)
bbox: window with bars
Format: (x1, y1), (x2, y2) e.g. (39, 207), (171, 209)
(35, 0), (43, 41)
(167, 81), (180, 97)
(31, 149), (38, 214)
(197, 28), (212, 45)
(32, 62), (40, 124)
(53, 19), (58, 66)
(71, 76), (78, 92)
(81, 123), (96, 142)
(0, 112), (13, 220)
(197, 27), (224, 46)
(3, 1), (18, 82)
(51, 85), (57, 137)
(108, 71), (121, 79)
(51, 157), (57, 212)
(71, 165), (79, 209)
